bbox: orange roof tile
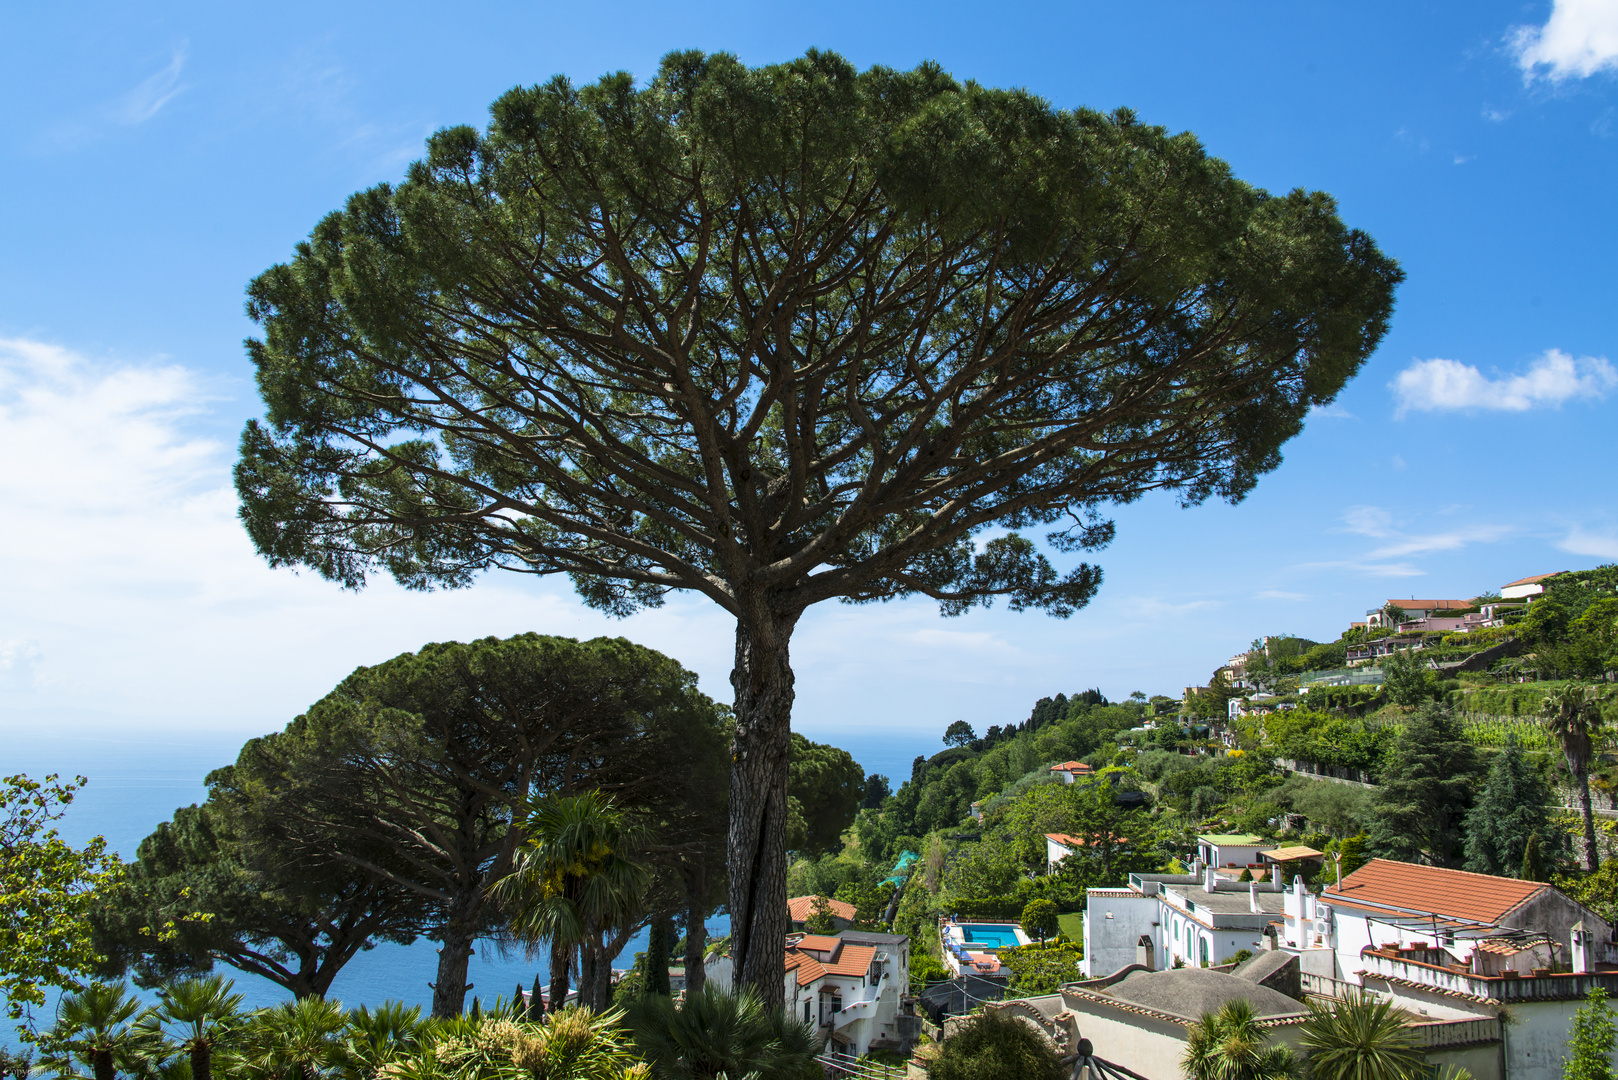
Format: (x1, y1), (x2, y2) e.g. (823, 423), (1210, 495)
(1051, 761), (1094, 772)
(786, 896), (856, 923)
(784, 939), (877, 985)
(794, 934), (843, 953)
(823, 944), (877, 977)
(1502, 573), (1565, 588)
(1046, 832), (1085, 847)
(1326, 859), (1545, 925)
(785, 951), (827, 986)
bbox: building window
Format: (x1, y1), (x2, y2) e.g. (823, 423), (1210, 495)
(804, 1000), (811, 1024)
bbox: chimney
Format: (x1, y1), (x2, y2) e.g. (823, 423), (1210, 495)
(1191, 856), (1204, 877)
(1250, 882), (1260, 913)
(1136, 935), (1155, 971)
(1573, 921), (1592, 975)
(1205, 867), (1218, 893)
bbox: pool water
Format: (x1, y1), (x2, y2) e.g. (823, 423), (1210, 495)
(960, 923), (1022, 948)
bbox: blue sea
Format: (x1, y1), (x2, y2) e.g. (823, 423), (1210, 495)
(1, 723), (920, 1043)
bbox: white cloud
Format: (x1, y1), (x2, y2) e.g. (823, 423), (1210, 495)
(1513, 0), (1618, 81)
(1559, 526), (1618, 559)
(1392, 350), (1617, 415)
(1307, 403), (1355, 420)
(119, 44), (188, 123)
(1483, 106), (1512, 122)
(1341, 505), (1395, 539)
(1453, 154), (1473, 165)
(1366, 525), (1514, 559)
(0, 338), (743, 727)
(0, 639), (42, 690)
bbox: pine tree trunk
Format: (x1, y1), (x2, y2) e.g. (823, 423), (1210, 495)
(432, 923), (475, 1017)
(191, 1043), (213, 1080)
(547, 937), (570, 1013)
(684, 886), (706, 995)
(727, 612), (797, 1011)
(1579, 770), (1600, 870)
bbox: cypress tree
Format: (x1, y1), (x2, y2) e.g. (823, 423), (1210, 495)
(1464, 734), (1558, 877)
(1367, 705), (1480, 866)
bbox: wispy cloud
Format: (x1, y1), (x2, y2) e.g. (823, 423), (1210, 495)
(118, 44), (189, 124)
(1307, 403), (1356, 420)
(1365, 525), (1514, 559)
(1392, 350), (1617, 416)
(1512, 0), (1618, 81)
(0, 638), (42, 690)
(1559, 526), (1618, 560)
(1314, 505), (1515, 578)
(1341, 505), (1395, 539)
(1482, 106), (1512, 122)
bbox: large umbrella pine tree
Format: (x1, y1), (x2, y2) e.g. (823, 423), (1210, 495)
(236, 51), (1402, 1003)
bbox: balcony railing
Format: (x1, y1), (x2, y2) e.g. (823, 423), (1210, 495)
(1302, 972), (1502, 1048)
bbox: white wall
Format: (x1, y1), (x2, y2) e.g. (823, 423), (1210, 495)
(1081, 890), (1158, 977)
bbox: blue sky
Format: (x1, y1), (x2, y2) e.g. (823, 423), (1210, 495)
(1, 1), (1616, 773)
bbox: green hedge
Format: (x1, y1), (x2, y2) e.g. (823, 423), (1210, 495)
(947, 897), (1025, 920)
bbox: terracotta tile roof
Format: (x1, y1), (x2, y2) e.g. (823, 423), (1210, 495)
(1475, 937), (1544, 956)
(783, 939), (877, 985)
(823, 943), (877, 977)
(1046, 832), (1085, 847)
(786, 895), (856, 923)
(1051, 761), (1094, 773)
(794, 934), (843, 953)
(785, 950), (827, 986)
(1503, 573), (1564, 588)
(1326, 859), (1545, 925)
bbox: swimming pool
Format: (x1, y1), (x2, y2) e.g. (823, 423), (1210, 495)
(958, 923), (1025, 949)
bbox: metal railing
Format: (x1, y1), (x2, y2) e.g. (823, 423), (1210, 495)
(816, 1051), (905, 1079)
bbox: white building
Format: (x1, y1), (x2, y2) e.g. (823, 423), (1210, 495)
(1045, 832), (1082, 873)
(1049, 760), (1095, 784)
(706, 929), (911, 1057)
(1080, 865), (1286, 976)
(1501, 572), (1564, 600)
(1197, 833), (1267, 870)
(1277, 859), (1618, 1080)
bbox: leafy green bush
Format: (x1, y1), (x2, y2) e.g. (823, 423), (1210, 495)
(929, 1009), (1064, 1080)
(997, 942), (1084, 995)
(627, 985), (819, 1080)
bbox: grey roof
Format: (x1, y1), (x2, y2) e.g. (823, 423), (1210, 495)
(837, 930), (910, 946)
(1163, 885), (1285, 916)
(1105, 968), (1306, 1021)
(1231, 950), (1296, 984)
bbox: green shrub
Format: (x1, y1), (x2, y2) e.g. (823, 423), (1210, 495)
(930, 1009), (1064, 1080)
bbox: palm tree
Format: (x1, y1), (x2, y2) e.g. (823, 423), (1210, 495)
(238, 997), (347, 1080)
(41, 981), (164, 1080)
(627, 985), (820, 1080)
(1183, 1000), (1298, 1080)
(1299, 991), (1425, 1080)
(1541, 683), (1607, 870)
(341, 1002), (427, 1080)
(490, 792), (650, 1013)
(154, 976), (245, 1080)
